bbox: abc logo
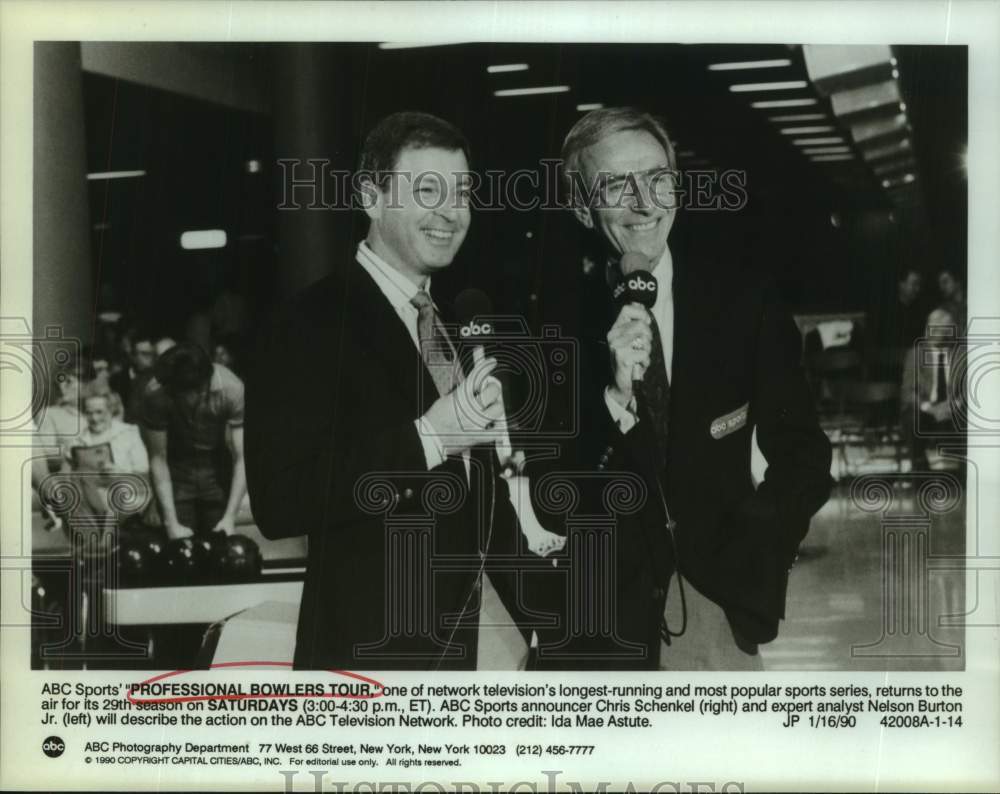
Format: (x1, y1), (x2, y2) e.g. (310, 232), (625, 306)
(42, 736), (65, 758)
(460, 322), (493, 338)
(628, 277), (655, 291)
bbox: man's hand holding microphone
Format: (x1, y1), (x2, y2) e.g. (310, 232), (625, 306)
(422, 354), (507, 456)
(607, 251), (657, 410)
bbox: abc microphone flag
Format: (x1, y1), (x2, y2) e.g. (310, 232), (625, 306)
(614, 251), (658, 309)
(455, 288), (514, 467)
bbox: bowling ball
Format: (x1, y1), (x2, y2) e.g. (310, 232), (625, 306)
(162, 537), (211, 583)
(111, 535), (160, 587)
(211, 534), (262, 582)
(193, 530), (228, 563)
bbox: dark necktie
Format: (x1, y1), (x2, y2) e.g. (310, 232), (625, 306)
(932, 351), (947, 404)
(411, 290), (458, 397)
(638, 310), (671, 469)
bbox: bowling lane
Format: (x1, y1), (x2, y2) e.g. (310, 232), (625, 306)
(762, 480), (966, 671)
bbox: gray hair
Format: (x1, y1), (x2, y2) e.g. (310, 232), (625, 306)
(561, 106), (677, 199)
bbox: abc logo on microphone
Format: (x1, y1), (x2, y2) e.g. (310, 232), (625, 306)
(460, 321), (493, 338)
(628, 276), (655, 291)
(42, 736), (65, 758)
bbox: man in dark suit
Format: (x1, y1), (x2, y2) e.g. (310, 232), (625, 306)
(531, 107), (832, 670)
(245, 112), (530, 670)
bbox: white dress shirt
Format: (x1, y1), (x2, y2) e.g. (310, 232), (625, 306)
(355, 241), (463, 473)
(605, 246), (675, 433)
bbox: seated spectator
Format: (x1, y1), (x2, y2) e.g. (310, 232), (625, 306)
(140, 343), (246, 538)
(59, 388), (150, 538)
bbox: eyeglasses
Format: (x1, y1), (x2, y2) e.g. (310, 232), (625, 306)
(585, 167), (679, 210)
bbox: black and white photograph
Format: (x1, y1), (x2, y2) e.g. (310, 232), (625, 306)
(2, 2), (998, 792)
(25, 38), (969, 673)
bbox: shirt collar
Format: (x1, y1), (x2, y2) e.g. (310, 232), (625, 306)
(356, 241), (432, 314)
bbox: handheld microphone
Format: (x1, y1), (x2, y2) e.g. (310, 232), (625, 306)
(455, 288), (515, 469)
(454, 288), (565, 558)
(613, 252), (658, 384)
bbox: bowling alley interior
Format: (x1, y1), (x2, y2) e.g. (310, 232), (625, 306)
(29, 42), (968, 670)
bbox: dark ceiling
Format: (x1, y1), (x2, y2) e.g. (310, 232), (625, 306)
(81, 42), (967, 331)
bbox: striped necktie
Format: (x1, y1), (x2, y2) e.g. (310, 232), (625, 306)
(411, 290), (458, 396)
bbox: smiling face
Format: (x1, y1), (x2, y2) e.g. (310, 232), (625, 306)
(365, 146), (471, 287)
(575, 128), (677, 264)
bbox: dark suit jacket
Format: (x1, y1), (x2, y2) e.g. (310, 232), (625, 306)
(530, 246), (833, 670)
(245, 258), (527, 670)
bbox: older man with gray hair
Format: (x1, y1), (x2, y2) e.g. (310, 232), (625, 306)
(531, 106), (832, 670)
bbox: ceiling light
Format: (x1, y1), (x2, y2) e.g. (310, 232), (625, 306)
(891, 69), (900, 79)
(779, 126), (835, 134)
(769, 113), (826, 121)
(180, 230), (227, 250)
(87, 170), (146, 180)
(881, 179), (891, 187)
(729, 80), (808, 93)
(494, 85), (570, 97)
(576, 103), (604, 111)
(487, 63), (529, 74)
(708, 58), (792, 71)
(792, 137), (845, 145)
(902, 173), (915, 183)
(809, 154), (854, 162)
(751, 98), (818, 108)
(378, 42), (463, 49)
(802, 146), (851, 154)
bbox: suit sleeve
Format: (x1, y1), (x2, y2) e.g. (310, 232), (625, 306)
(750, 279), (833, 563)
(245, 300), (431, 540)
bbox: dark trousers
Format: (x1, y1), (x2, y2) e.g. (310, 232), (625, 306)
(170, 450), (230, 534)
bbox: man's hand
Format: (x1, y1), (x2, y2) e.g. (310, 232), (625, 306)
(422, 355), (506, 455)
(212, 514), (236, 536)
(165, 521), (194, 540)
(607, 303), (652, 407)
(929, 401), (952, 423)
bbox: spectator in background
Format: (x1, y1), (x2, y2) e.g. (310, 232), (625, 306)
(111, 329), (158, 423)
(60, 387), (150, 525)
(81, 350), (125, 420)
(212, 334), (241, 375)
(141, 343), (246, 539)
(900, 307), (965, 471)
(36, 355), (84, 471)
(56, 385), (150, 657)
(936, 268), (966, 334)
(869, 266), (925, 382)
